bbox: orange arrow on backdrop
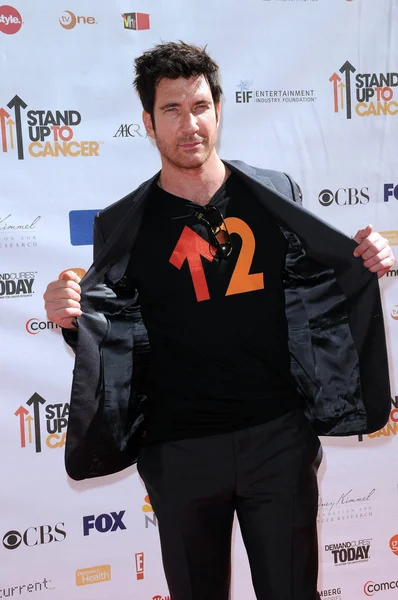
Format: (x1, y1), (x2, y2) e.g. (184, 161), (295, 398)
(6, 118), (15, 149)
(26, 415), (34, 444)
(14, 405), (29, 447)
(338, 82), (345, 110)
(0, 107), (10, 152)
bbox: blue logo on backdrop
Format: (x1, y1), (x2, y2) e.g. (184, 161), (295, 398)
(82, 511), (126, 536)
(69, 210), (99, 246)
(384, 184), (398, 202)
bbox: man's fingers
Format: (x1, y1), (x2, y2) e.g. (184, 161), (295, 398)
(353, 224), (373, 246)
(363, 246), (393, 269)
(361, 239), (390, 262)
(59, 269), (82, 283)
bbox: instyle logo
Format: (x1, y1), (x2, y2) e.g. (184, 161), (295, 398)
(325, 538), (371, 566)
(389, 535), (398, 556)
(318, 188), (370, 207)
(142, 495), (157, 528)
(15, 393), (69, 453)
(83, 511), (126, 536)
(152, 596), (170, 600)
(384, 184), (398, 202)
(0, 271), (36, 298)
(330, 62), (398, 119)
(26, 318), (60, 335)
(135, 552), (144, 580)
(122, 12), (150, 30)
(0, 5), (22, 35)
(1, 579), (53, 596)
(76, 565), (111, 586)
(3, 523), (66, 550)
(114, 123), (147, 138)
(59, 11), (96, 29)
(0, 95), (102, 160)
(364, 579), (398, 596)
(235, 79), (316, 105)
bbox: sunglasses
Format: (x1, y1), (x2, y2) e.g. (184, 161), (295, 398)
(195, 205), (233, 259)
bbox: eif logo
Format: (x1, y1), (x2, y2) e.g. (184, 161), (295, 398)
(59, 11), (96, 29)
(0, 95), (102, 160)
(236, 80), (254, 103)
(330, 62), (398, 119)
(83, 511), (126, 536)
(142, 495), (157, 528)
(122, 12), (150, 30)
(15, 393), (69, 452)
(0, 5), (22, 35)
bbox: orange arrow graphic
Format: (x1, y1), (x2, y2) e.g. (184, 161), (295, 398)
(26, 415), (34, 444)
(14, 406), (29, 447)
(6, 119), (15, 149)
(338, 82), (345, 110)
(0, 107), (10, 152)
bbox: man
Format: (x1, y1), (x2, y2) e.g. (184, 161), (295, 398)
(44, 42), (394, 600)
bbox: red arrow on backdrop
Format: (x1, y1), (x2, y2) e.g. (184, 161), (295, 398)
(14, 405), (29, 447)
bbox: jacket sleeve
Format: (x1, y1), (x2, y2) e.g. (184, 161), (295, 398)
(283, 173), (303, 206)
(61, 212), (104, 352)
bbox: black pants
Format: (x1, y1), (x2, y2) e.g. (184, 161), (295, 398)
(137, 409), (322, 600)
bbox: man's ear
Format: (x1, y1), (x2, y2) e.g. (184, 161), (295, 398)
(142, 110), (155, 139)
(215, 102), (221, 127)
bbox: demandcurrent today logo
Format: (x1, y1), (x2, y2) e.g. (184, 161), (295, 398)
(15, 393), (69, 453)
(0, 5), (22, 35)
(235, 80), (316, 105)
(0, 271), (36, 299)
(76, 565), (111, 587)
(364, 579), (398, 596)
(59, 11), (96, 29)
(3, 523), (66, 550)
(318, 187), (370, 207)
(122, 12), (150, 30)
(330, 62), (398, 119)
(0, 95), (102, 160)
(325, 538), (371, 566)
(318, 488), (375, 525)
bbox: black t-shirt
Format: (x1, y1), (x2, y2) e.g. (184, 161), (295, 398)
(126, 173), (302, 443)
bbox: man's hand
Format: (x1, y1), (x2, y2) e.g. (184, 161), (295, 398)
(353, 224), (395, 278)
(43, 270), (82, 329)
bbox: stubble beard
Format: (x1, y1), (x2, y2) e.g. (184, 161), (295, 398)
(155, 135), (215, 171)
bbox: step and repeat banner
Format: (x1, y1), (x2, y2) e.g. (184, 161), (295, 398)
(1, 1), (397, 599)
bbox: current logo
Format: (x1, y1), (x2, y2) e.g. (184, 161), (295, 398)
(330, 62), (398, 119)
(0, 5), (22, 35)
(0, 95), (102, 160)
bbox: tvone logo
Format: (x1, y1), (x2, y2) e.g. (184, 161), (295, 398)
(330, 62), (398, 119)
(83, 511), (126, 536)
(384, 184), (398, 202)
(0, 5), (22, 35)
(0, 95), (101, 160)
(3, 523), (66, 550)
(364, 580), (398, 596)
(318, 188), (370, 207)
(59, 11), (96, 29)
(15, 392), (69, 452)
(391, 307), (398, 321)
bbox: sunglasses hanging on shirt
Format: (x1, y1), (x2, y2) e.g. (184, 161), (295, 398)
(195, 205), (233, 260)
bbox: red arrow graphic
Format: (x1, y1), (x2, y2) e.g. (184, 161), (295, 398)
(169, 226), (214, 302)
(14, 406), (29, 447)
(0, 107), (10, 152)
(329, 73), (342, 113)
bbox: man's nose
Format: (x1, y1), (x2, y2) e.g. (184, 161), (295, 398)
(180, 111), (200, 134)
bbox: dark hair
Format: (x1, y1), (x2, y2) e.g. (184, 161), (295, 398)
(134, 41), (223, 120)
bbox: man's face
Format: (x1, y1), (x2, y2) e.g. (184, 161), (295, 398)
(143, 75), (220, 170)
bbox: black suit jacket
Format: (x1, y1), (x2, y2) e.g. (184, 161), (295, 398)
(62, 161), (391, 481)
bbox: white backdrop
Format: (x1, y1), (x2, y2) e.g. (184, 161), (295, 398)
(1, 1), (397, 599)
